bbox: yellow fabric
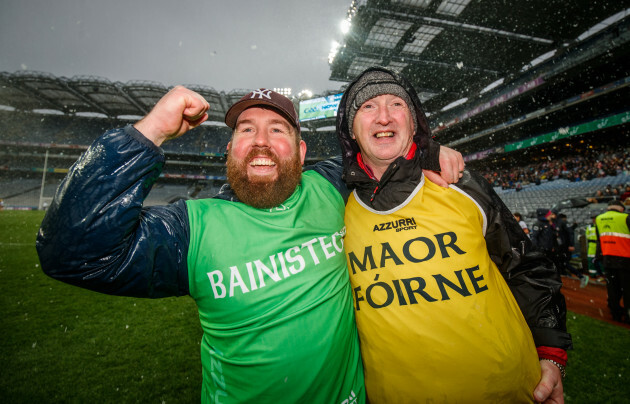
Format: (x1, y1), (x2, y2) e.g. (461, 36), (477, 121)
(344, 178), (540, 403)
(585, 225), (598, 257)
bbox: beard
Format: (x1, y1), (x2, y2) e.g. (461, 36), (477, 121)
(226, 147), (303, 209)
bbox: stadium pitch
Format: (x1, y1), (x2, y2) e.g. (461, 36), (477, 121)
(1, 210), (628, 403)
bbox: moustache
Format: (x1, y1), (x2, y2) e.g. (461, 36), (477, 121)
(245, 147), (278, 165)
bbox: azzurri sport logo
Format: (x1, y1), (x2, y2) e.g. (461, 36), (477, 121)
(373, 217), (417, 233)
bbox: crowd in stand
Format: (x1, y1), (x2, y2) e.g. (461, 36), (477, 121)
(586, 183), (630, 205)
(486, 146), (630, 325)
(478, 146), (630, 190)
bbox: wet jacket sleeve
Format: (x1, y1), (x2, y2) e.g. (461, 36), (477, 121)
(304, 156), (350, 201)
(36, 125), (190, 298)
(463, 171), (572, 350)
(421, 138), (441, 172)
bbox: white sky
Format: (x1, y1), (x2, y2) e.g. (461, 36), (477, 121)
(0, 0), (351, 95)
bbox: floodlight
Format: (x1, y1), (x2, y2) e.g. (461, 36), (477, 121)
(341, 19), (351, 34)
(298, 89), (313, 99)
(328, 41), (341, 64)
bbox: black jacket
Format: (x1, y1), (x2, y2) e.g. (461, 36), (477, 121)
(336, 66), (571, 350)
(555, 219), (575, 256)
(531, 213), (557, 253)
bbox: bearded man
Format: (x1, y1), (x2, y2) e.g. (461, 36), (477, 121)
(36, 86), (364, 403)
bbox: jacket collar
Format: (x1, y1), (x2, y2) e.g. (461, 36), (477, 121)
(356, 143), (417, 180)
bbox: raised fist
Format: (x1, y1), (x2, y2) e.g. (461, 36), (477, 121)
(134, 86), (210, 146)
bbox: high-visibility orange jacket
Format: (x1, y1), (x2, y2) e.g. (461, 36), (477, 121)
(596, 209), (630, 268)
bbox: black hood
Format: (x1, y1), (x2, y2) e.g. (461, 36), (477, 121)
(335, 66), (433, 174)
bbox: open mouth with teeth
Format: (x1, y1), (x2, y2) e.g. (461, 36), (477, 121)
(375, 131), (394, 138)
(250, 157), (276, 167)
(248, 156), (278, 177)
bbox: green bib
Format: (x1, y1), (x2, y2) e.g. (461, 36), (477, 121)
(186, 171), (364, 404)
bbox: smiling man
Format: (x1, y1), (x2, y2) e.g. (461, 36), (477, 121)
(336, 67), (572, 403)
(224, 96), (306, 209)
(36, 86), (366, 403)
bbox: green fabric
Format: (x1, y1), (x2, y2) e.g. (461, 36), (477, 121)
(186, 171), (364, 404)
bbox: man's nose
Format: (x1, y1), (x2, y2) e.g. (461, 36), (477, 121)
(253, 129), (270, 146)
(375, 106), (392, 124)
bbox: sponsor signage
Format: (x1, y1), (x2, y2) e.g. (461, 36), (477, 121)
(504, 110), (630, 152)
(298, 93), (343, 122)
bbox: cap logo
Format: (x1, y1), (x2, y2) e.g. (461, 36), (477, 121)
(250, 89), (272, 99)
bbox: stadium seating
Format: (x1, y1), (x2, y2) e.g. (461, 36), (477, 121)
(498, 174), (630, 227)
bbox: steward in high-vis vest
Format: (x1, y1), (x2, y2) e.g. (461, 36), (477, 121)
(595, 199), (630, 323)
(336, 66), (571, 403)
(586, 222), (598, 258)
(585, 215), (603, 278)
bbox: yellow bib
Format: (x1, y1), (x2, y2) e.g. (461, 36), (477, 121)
(344, 177), (540, 403)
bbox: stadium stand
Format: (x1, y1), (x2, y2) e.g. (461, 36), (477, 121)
(0, 2), (628, 215)
(498, 175), (630, 226)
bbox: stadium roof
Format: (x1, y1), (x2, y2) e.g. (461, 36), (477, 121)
(1, 1), (628, 160)
(0, 71), (237, 123)
(329, 0), (630, 114)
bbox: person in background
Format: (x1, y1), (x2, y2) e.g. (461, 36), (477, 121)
(585, 214), (605, 281)
(555, 212), (589, 288)
(336, 66), (571, 403)
(595, 199), (630, 323)
(531, 208), (557, 258)
(586, 189), (606, 204)
(514, 211), (530, 239)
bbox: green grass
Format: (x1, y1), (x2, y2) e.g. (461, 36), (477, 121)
(564, 313), (630, 403)
(0, 211), (202, 403)
(1, 210), (629, 403)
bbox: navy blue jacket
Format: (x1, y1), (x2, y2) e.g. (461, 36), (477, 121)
(36, 125), (352, 298)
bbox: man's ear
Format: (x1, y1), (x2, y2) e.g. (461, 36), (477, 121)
(299, 140), (307, 165)
(226, 141), (231, 151)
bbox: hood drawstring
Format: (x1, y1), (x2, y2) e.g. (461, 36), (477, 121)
(370, 185), (379, 202)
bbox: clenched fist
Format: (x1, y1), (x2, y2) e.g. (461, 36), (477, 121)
(134, 86), (210, 146)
